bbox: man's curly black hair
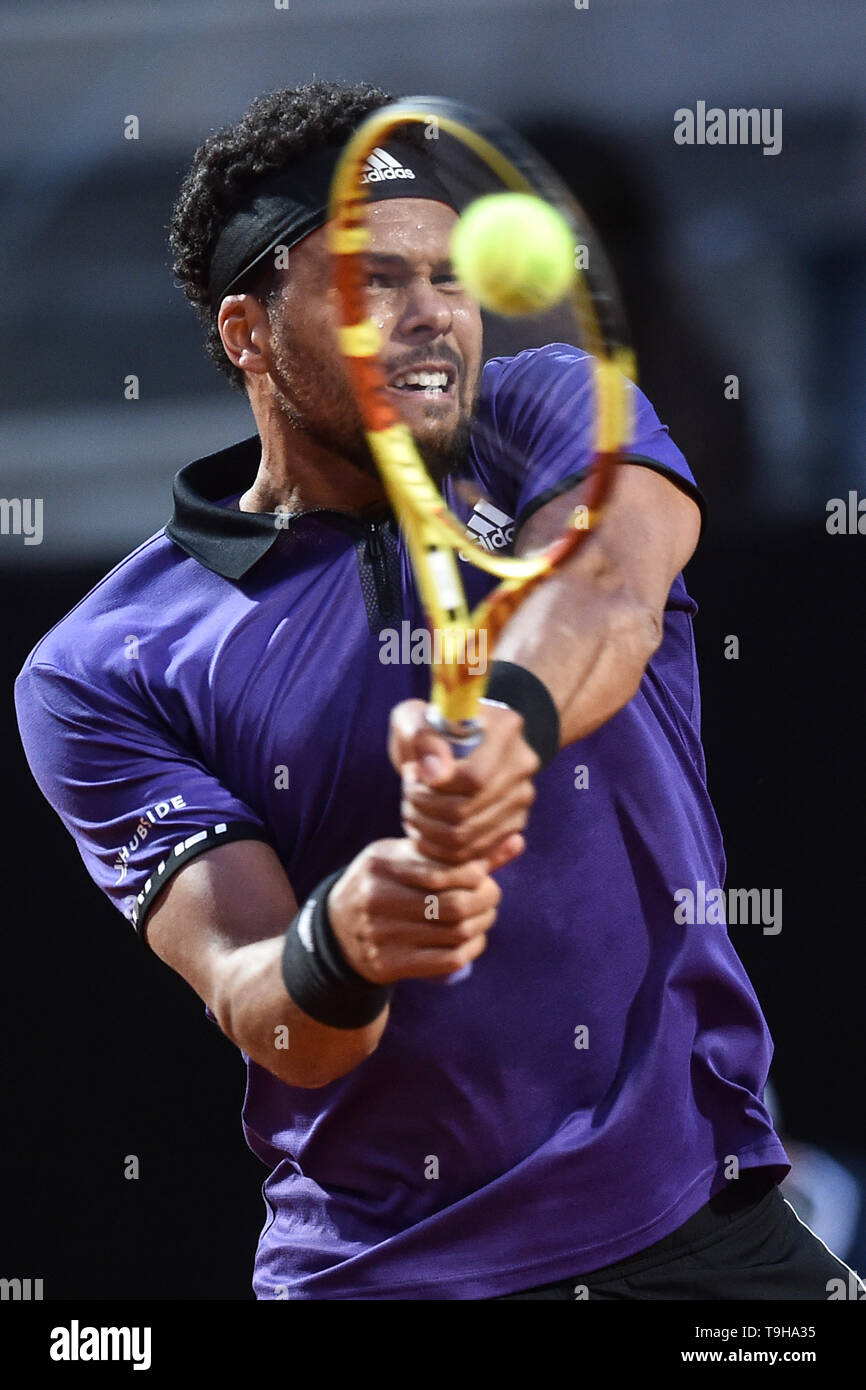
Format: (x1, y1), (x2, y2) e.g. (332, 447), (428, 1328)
(169, 79), (397, 393)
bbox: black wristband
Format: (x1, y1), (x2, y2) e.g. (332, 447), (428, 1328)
(482, 660), (561, 766)
(281, 869), (393, 1030)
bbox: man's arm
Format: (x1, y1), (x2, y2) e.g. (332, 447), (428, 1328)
(495, 463), (702, 745)
(391, 464), (702, 858)
(145, 835), (501, 1089)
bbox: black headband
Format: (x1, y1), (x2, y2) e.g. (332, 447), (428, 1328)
(207, 137), (458, 309)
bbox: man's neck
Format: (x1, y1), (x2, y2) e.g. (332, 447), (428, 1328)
(238, 406), (387, 518)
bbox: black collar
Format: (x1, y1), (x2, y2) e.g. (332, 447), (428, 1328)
(166, 435), (392, 580)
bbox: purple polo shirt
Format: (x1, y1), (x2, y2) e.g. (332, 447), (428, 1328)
(15, 343), (789, 1299)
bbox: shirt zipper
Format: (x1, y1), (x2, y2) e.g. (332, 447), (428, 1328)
(273, 505), (399, 629)
(364, 520), (396, 626)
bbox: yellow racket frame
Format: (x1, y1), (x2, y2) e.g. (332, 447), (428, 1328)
(327, 98), (635, 732)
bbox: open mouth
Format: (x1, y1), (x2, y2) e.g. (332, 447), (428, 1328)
(386, 364), (457, 399)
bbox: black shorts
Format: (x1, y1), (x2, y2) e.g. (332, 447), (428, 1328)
(494, 1169), (864, 1300)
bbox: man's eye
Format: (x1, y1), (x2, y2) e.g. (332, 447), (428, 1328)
(365, 271), (460, 290)
(435, 274), (466, 295)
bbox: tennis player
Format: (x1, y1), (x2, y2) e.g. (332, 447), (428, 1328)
(15, 80), (861, 1301)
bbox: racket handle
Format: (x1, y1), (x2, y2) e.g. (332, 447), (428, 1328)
(425, 707), (483, 757)
(424, 707), (482, 983)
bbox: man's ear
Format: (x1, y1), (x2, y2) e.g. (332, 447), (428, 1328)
(217, 294), (273, 376)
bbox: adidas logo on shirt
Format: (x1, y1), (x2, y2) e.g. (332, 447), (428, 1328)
(361, 147), (417, 184)
(461, 499), (516, 554)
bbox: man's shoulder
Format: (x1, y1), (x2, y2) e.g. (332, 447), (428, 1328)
(474, 342), (597, 450)
(17, 528), (181, 685)
(480, 341), (593, 396)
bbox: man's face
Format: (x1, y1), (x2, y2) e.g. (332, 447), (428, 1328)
(263, 198), (483, 483)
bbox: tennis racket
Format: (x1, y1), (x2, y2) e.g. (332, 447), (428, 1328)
(327, 96), (636, 977)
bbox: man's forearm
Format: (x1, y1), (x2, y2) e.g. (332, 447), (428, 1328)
(212, 935), (388, 1090)
(493, 541), (662, 748)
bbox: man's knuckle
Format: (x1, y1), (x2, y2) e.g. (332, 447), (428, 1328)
(360, 870), (382, 907)
(434, 892), (455, 922)
(460, 766), (485, 795)
(495, 705), (521, 733)
(363, 954), (386, 983)
(455, 889), (477, 918)
(462, 860), (485, 888)
(440, 820), (470, 850)
(364, 848), (388, 875)
(464, 935), (487, 963)
(450, 797), (475, 824)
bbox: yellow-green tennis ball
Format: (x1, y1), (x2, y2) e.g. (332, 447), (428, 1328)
(450, 193), (575, 316)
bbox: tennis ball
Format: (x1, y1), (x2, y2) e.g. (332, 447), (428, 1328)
(450, 192), (576, 316)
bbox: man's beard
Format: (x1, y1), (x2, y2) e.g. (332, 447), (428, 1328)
(413, 408), (474, 486)
(271, 346), (477, 489)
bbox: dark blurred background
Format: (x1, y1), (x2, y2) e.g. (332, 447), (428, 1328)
(2, 0), (865, 1298)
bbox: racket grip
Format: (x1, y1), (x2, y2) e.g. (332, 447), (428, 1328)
(424, 707), (482, 983)
(425, 707), (483, 757)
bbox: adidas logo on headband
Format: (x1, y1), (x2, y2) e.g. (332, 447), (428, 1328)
(361, 146), (417, 184)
